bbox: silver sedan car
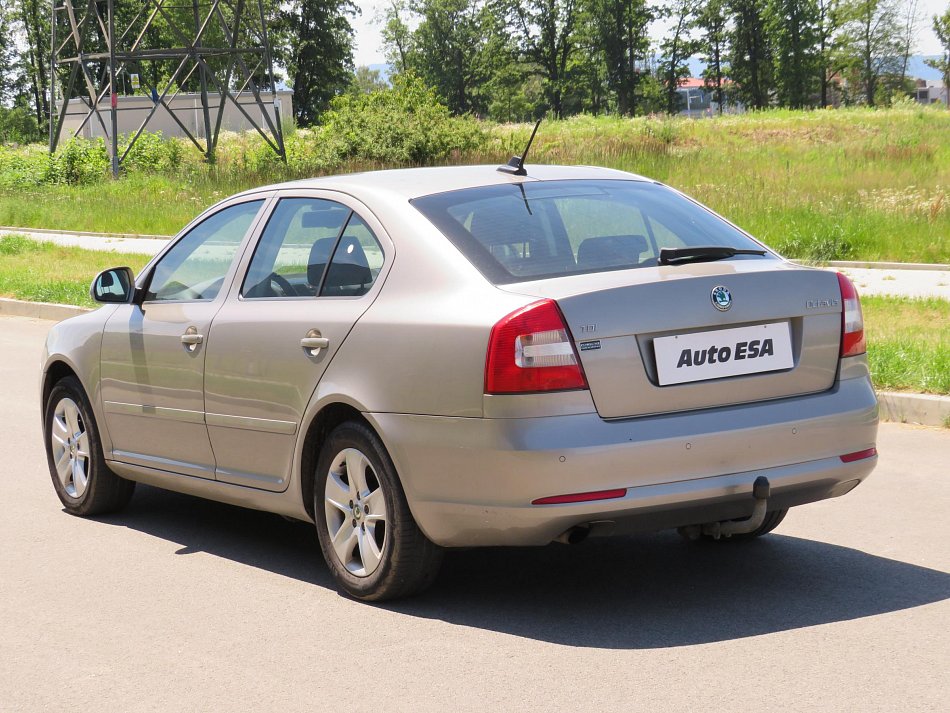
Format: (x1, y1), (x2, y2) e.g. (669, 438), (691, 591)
(41, 164), (878, 600)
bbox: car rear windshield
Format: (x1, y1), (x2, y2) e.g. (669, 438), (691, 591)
(411, 180), (772, 284)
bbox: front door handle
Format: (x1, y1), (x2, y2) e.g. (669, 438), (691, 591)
(301, 329), (329, 354)
(181, 327), (204, 350)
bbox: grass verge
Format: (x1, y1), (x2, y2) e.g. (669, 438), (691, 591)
(863, 296), (950, 395)
(2, 236), (947, 395)
(0, 235), (150, 307)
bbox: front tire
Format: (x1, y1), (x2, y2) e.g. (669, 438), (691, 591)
(313, 421), (442, 601)
(44, 376), (135, 516)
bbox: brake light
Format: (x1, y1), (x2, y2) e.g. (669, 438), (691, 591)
(837, 273), (865, 357)
(485, 299), (588, 394)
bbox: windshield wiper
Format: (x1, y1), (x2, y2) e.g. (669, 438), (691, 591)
(658, 246), (767, 265)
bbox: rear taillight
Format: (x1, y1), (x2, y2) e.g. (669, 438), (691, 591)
(837, 272), (865, 358)
(485, 299), (588, 394)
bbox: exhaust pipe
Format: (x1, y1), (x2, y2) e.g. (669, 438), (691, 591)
(553, 525), (591, 545)
(679, 476), (771, 540)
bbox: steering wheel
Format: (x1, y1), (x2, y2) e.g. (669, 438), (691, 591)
(268, 272), (296, 297)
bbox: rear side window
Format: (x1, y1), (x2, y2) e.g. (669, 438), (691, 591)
(243, 198), (350, 298)
(411, 180), (770, 284)
(241, 197), (384, 299)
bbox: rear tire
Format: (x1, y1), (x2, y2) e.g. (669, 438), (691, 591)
(44, 376), (135, 516)
(313, 421), (442, 601)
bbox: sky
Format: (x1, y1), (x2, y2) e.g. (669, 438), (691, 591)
(349, 0), (947, 68)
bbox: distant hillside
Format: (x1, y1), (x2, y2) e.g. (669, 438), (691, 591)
(683, 56), (942, 82)
(358, 57), (945, 86)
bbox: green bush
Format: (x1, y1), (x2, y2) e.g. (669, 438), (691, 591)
(121, 131), (183, 173)
(45, 138), (109, 185)
(0, 144), (49, 188)
(315, 73), (486, 165)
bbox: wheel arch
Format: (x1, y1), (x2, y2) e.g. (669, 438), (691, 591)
(41, 359), (83, 428)
(299, 401), (372, 520)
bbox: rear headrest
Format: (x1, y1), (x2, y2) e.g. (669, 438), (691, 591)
(577, 234), (647, 269)
(307, 237), (336, 286)
(324, 237), (372, 291)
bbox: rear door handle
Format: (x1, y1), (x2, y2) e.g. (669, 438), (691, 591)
(300, 337), (329, 350)
(301, 329), (329, 354)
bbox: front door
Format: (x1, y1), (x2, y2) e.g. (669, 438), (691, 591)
(202, 193), (391, 491)
(99, 198), (268, 478)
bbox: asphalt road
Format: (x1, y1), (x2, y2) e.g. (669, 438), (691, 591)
(1, 314), (948, 712)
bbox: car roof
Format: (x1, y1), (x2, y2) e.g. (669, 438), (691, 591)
(234, 164), (653, 202)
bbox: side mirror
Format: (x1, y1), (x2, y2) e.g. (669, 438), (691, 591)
(90, 267), (135, 304)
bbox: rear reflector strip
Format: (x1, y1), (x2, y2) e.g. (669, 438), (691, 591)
(532, 488), (627, 505)
(840, 447), (877, 463)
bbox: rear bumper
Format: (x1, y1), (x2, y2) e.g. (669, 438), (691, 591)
(371, 373), (879, 547)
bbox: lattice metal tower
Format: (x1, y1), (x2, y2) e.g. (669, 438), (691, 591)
(49, 0), (286, 176)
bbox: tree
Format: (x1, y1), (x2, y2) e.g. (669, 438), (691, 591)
(350, 66), (389, 94)
(768, 0), (819, 107)
(0, 0), (20, 105)
(17, 0), (49, 133)
(695, 0), (729, 113)
(504, 0), (580, 118)
(380, 1), (418, 75)
(896, 0), (920, 85)
(926, 6), (950, 108)
(284, 0), (357, 125)
(730, 0), (774, 109)
(586, 0), (654, 115)
(659, 0), (699, 114)
(815, 0), (846, 106)
(409, 0), (502, 115)
(842, 0), (901, 106)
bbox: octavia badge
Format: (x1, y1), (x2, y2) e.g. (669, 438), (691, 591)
(711, 285), (732, 311)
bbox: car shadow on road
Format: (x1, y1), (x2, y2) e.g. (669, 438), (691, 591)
(102, 484), (950, 650)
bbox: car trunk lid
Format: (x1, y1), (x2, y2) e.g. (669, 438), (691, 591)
(500, 259), (843, 419)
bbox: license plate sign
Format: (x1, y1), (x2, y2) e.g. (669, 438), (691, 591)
(654, 322), (794, 386)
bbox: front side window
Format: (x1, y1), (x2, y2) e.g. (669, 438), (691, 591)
(411, 180), (772, 284)
(146, 200), (264, 301)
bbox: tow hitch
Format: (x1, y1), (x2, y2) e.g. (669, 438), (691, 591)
(678, 476), (772, 540)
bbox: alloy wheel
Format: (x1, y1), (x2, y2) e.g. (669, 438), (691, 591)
(323, 448), (389, 576)
(50, 397), (90, 499)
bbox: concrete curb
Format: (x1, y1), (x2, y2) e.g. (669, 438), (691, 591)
(1, 298), (947, 428)
(826, 260), (950, 271)
(0, 298), (91, 321)
(0, 226), (172, 240)
(877, 391), (950, 428)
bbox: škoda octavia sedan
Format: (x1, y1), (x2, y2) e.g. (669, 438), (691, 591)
(41, 162), (878, 600)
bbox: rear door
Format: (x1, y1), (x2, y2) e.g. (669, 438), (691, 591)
(99, 197), (268, 477)
(202, 191), (393, 491)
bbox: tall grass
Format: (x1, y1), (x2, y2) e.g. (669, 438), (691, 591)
(0, 105), (947, 262)
(863, 296), (950, 394)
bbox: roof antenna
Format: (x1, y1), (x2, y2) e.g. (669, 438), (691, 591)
(497, 119), (542, 176)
